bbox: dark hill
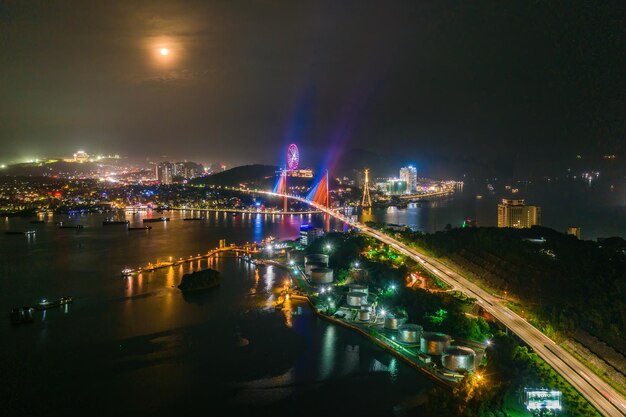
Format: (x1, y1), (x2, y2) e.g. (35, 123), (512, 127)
(191, 164), (278, 188)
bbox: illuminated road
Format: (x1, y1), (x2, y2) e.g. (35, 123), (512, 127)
(254, 189), (626, 417)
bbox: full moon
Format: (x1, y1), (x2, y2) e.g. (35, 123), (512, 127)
(159, 48), (169, 56)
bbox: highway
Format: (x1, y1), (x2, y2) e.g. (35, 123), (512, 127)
(255, 190), (626, 417)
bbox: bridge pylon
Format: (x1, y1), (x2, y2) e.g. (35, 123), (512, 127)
(361, 168), (372, 208)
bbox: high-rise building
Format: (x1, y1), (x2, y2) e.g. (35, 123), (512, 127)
(497, 199), (541, 228)
(157, 162), (173, 185)
(567, 227), (581, 239)
(399, 166), (417, 193)
(299, 224), (324, 246)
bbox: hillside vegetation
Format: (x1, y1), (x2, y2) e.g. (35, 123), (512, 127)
(401, 226), (626, 354)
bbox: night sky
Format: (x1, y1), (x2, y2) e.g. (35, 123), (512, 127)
(1, 1), (624, 169)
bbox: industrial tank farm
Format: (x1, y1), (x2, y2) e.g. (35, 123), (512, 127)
(384, 315), (400, 330)
(346, 292), (368, 307)
(304, 254), (329, 266)
(442, 346), (476, 372)
(310, 267), (333, 284)
(359, 305), (371, 321)
(420, 332), (451, 355)
(398, 324), (423, 344)
(347, 283), (368, 294)
(304, 261), (326, 275)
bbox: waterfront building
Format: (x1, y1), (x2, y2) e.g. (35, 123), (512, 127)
(399, 166), (417, 193)
(300, 224), (324, 246)
(497, 199), (541, 228)
(567, 227), (581, 239)
(385, 178), (407, 195)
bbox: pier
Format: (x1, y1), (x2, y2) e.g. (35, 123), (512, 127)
(123, 244), (259, 277)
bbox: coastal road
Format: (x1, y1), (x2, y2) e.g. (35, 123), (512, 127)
(253, 190), (626, 417)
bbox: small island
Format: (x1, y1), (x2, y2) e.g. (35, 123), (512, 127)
(178, 268), (221, 292)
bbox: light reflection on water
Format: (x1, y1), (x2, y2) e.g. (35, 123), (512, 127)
(319, 325), (336, 380)
(0, 211), (434, 416)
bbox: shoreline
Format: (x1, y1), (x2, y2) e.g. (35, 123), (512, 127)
(267, 259), (459, 388)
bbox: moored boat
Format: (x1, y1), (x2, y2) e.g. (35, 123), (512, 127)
(143, 217), (169, 223)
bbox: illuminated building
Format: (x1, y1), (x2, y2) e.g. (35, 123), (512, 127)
(286, 168), (313, 178)
(173, 161), (203, 179)
(567, 226), (581, 239)
(73, 150), (89, 163)
(157, 162), (173, 185)
(399, 166), (417, 193)
(385, 178), (407, 195)
(300, 224), (323, 246)
(497, 199), (541, 228)
(276, 168), (314, 178)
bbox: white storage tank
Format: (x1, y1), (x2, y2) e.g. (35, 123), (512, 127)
(420, 332), (451, 355)
(398, 324), (423, 344)
(310, 267), (333, 284)
(305, 261), (326, 275)
(347, 284), (368, 294)
(305, 254), (329, 265)
(358, 307), (371, 321)
(442, 346), (476, 372)
(346, 292), (367, 307)
(384, 315), (400, 330)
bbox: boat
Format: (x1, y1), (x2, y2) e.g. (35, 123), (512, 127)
(128, 226), (152, 230)
(143, 217), (169, 223)
(59, 225), (83, 229)
(178, 268), (221, 292)
(183, 217), (205, 221)
(103, 219), (129, 225)
(21, 307), (34, 323)
(34, 296), (73, 311)
(29, 220), (45, 224)
(476, 195), (483, 199)
(9, 308), (22, 325)
(121, 268), (134, 277)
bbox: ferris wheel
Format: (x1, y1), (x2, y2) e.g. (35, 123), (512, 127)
(287, 144), (299, 171)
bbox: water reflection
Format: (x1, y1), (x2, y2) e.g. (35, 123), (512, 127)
(341, 344), (360, 376)
(264, 265), (275, 292)
(319, 325), (336, 380)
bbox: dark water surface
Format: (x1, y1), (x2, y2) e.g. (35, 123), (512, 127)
(360, 178), (626, 239)
(1, 211), (433, 417)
